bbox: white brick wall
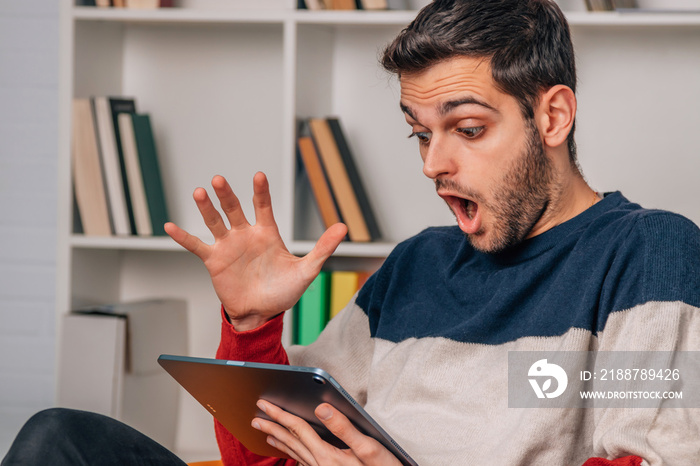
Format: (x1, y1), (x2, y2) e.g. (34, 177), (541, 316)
(0, 0), (59, 457)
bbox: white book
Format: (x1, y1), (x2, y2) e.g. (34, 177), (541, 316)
(72, 99), (111, 236)
(93, 97), (131, 236)
(118, 113), (152, 236)
(305, 0), (324, 9)
(362, 0), (388, 9)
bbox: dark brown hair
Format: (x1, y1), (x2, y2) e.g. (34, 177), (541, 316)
(382, 0), (578, 163)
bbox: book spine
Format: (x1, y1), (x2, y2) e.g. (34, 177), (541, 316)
(131, 114), (169, 236)
(297, 136), (343, 229)
(329, 271), (359, 319)
(327, 117), (382, 241)
(93, 97), (131, 236)
(331, 0), (357, 9)
(108, 97), (138, 235)
(89, 98), (116, 234)
(309, 118), (371, 242)
(72, 99), (112, 236)
(118, 113), (152, 236)
(295, 271), (330, 346)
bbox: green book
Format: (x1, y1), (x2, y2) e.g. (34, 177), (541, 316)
(294, 271), (330, 346)
(131, 113), (169, 236)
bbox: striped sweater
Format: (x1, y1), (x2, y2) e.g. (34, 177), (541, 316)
(215, 192), (700, 465)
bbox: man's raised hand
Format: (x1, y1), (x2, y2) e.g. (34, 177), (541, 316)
(164, 172), (347, 331)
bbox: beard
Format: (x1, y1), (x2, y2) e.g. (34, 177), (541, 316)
(437, 119), (555, 254)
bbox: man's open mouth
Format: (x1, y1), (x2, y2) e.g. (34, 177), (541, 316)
(442, 194), (482, 235)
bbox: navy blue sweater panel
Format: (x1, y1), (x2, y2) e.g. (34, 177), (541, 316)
(355, 192), (700, 345)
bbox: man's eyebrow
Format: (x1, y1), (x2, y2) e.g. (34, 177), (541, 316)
(400, 102), (416, 120)
(400, 97), (497, 121)
(440, 97), (497, 115)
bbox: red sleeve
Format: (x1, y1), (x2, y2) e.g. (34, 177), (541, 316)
(582, 456), (643, 466)
(214, 307), (296, 466)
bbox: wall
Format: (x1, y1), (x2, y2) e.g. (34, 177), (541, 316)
(0, 0), (59, 457)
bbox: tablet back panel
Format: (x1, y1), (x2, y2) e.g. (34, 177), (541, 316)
(157, 355), (417, 465)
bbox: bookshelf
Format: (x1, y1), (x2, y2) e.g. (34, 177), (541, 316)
(57, 1), (700, 460)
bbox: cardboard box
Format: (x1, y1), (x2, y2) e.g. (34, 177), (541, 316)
(57, 298), (187, 450)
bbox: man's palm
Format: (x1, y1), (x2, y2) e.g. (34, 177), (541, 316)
(165, 173), (347, 331)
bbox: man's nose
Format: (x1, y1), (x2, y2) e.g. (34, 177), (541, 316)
(422, 135), (456, 180)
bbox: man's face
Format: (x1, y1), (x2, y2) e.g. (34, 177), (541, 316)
(400, 56), (555, 254)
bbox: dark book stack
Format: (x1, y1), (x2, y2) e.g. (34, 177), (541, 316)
(71, 96), (169, 237)
(297, 117), (382, 242)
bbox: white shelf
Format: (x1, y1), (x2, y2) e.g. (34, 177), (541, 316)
(293, 9), (417, 25)
(72, 5), (288, 23)
(70, 234), (183, 251)
(70, 234), (397, 257)
(566, 10), (700, 26)
(72, 6), (700, 27)
(289, 240), (396, 258)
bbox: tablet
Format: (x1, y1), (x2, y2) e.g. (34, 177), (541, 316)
(157, 354), (417, 465)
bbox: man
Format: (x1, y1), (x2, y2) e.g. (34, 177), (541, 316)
(4, 0), (699, 465)
(165, 1), (700, 464)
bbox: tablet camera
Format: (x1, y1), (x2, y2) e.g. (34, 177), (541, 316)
(312, 375), (327, 385)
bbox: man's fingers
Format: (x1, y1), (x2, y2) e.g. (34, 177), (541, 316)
(304, 223), (348, 271)
(264, 435), (304, 465)
(211, 175), (249, 230)
(164, 222), (210, 261)
(193, 186), (230, 238)
(250, 418), (307, 465)
(251, 171), (277, 228)
(314, 404), (359, 447)
(315, 403), (392, 463)
(253, 400), (319, 465)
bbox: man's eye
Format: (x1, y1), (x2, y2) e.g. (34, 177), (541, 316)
(457, 126), (484, 139)
(408, 131), (431, 143)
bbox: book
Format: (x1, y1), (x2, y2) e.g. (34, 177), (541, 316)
(120, 113), (170, 236)
(584, 0), (614, 10)
(306, 0), (325, 9)
(327, 117), (381, 241)
(72, 99), (112, 236)
(108, 97), (138, 234)
(118, 113), (152, 236)
(131, 114), (169, 236)
(125, 0), (159, 7)
(329, 271), (359, 319)
(58, 298), (186, 450)
(93, 97), (131, 236)
(297, 135), (343, 230)
(308, 118), (372, 242)
(304, 0), (330, 9)
(294, 271), (331, 346)
(611, 0), (636, 7)
(331, 0), (357, 9)
(360, 0), (388, 9)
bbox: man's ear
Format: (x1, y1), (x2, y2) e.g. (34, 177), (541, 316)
(535, 85), (576, 148)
